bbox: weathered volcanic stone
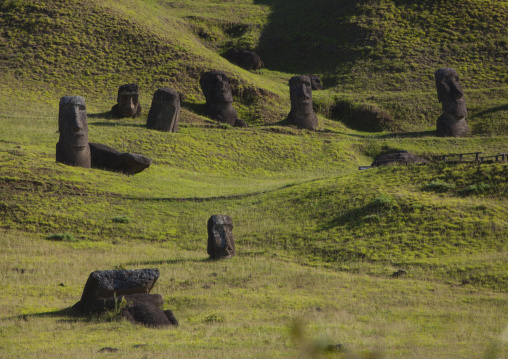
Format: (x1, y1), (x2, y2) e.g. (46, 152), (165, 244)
(287, 76), (318, 131)
(146, 88), (180, 132)
(111, 84), (142, 118)
(308, 75), (323, 90)
(56, 96), (91, 168)
(121, 301), (175, 327)
(371, 151), (428, 167)
(72, 269), (159, 314)
(88, 293), (165, 314)
(207, 215), (235, 260)
(224, 47), (263, 71)
(436, 113), (469, 138)
(200, 70), (239, 126)
(89, 142), (152, 175)
(435, 68), (469, 137)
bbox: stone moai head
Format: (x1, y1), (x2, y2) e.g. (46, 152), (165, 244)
(56, 96), (91, 168)
(435, 68), (469, 137)
(146, 88), (181, 132)
(199, 71), (238, 125)
(287, 75), (318, 130)
(207, 215), (235, 260)
(114, 84), (141, 118)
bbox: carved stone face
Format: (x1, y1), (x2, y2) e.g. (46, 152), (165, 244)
(435, 68), (467, 119)
(146, 88), (181, 132)
(56, 96), (91, 168)
(287, 75), (318, 130)
(58, 96), (88, 147)
(289, 75), (313, 116)
(117, 84), (140, 118)
(200, 71), (234, 104)
(199, 71), (238, 125)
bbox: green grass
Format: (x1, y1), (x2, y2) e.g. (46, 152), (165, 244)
(0, 0), (508, 357)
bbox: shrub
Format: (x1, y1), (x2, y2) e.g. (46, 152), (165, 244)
(459, 183), (491, 196)
(422, 180), (456, 193)
(372, 194), (394, 208)
(112, 215), (130, 224)
(46, 233), (77, 242)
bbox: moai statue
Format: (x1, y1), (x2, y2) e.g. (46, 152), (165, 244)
(146, 88), (180, 132)
(111, 84), (142, 118)
(287, 75), (318, 131)
(308, 75), (323, 90)
(56, 96), (91, 168)
(200, 71), (244, 127)
(435, 68), (469, 137)
(224, 47), (263, 71)
(207, 215), (235, 260)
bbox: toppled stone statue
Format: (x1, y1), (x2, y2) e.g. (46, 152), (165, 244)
(89, 143), (152, 175)
(111, 84), (142, 118)
(371, 150), (428, 167)
(72, 269), (178, 327)
(287, 75), (318, 131)
(146, 88), (180, 132)
(224, 47), (263, 71)
(200, 70), (245, 127)
(56, 96), (91, 168)
(207, 215), (235, 260)
(56, 96), (151, 175)
(435, 68), (469, 137)
(308, 75), (323, 91)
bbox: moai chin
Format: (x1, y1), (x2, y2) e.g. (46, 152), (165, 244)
(56, 96), (91, 168)
(199, 71), (239, 126)
(207, 215), (235, 260)
(111, 84), (142, 118)
(146, 88), (181, 132)
(435, 68), (469, 137)
(287, 75), (318, 131)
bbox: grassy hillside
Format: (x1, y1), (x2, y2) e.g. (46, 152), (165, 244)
(1, 0), (508, 131)
(0, 0), (507, 358)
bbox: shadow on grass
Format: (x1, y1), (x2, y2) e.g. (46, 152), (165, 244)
(375, 130), (437, 138)
(473, 104), (508, 117)
(89, 121), (146, 128)
(88, 111), (115, 120)
(182, 101), (207, 117)
(10, 307), (82, 322)
(252, 0), (364, 74)
(126, 258), (211, 266)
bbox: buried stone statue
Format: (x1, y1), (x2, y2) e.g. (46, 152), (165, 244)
(200, 70), (247, 127)
(224, 47), (263, 71)
(56, 96), (91, 168)
(207, 215), (235, 260)
(56, 96), (151, 174)
(72, 269), (178, 328)
(146, 87), (181, 132)
(287, 75), (318, 131)
(435, 68), (469, 137)
(111, 84), (142, 118)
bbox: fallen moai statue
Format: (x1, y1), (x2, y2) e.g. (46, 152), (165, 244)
(89, 142), (152, 175)
(72, 269), (178, 327)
